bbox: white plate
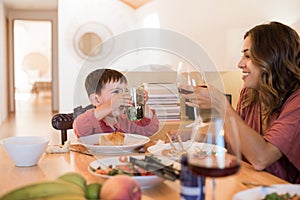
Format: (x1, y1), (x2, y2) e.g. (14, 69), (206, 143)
(78, 133), (150, 154)
(233, 184), (300, 200)
(148, 140), (227, 160)
(88, 155), (177, 189)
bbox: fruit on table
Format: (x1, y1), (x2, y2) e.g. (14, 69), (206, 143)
(0, 172), (141, 200)
(0, 180), (85, 200)
(57, 172), (87, 190)
(85, 183), (102, 200)
(100, 175), (142, 200)
(30, 194), (86, 200)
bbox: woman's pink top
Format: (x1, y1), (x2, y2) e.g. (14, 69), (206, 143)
(236, 88), (300, 183)
(73, 108), (159, 138)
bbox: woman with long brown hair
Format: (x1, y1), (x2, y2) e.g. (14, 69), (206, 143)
(186, 21), (300, 183)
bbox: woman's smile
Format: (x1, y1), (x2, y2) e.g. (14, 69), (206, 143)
(242, 71), (250, 81)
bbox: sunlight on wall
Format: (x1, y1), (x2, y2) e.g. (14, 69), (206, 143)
(143, 13), (160, 28)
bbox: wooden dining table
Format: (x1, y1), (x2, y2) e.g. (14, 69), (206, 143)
(0, 142), (288, 200)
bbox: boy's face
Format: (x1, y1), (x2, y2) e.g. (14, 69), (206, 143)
(90, 80), (127, 107)
(100, 80), (127, 102)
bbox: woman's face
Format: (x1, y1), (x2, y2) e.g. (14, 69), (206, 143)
(237, 36), (262, 89)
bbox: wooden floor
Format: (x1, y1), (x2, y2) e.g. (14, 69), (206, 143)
(0, 93), (62, 144)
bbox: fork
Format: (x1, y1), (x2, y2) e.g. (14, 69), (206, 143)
(165, 132), (178, 151)
(177, 135), (187, 155)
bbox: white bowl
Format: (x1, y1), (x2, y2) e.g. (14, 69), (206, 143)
(1, 136), (49, 167)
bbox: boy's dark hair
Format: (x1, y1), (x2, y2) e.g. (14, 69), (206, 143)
(85, 68), (127, 96)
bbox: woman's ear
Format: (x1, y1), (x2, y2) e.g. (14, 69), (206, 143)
(89, 93), (101, 106)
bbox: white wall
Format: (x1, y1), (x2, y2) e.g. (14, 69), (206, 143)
(138, 0), (300, 71)
(0, 0), (8, 124)
(58, 0), (138, 112)
(58, 0), (300, 112)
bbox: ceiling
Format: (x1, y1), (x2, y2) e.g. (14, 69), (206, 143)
(2, 0), (149, 11)
(3, 0), (58, 11)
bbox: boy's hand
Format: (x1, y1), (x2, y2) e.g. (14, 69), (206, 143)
(110, 93), (131, 117)
(144, 90), (149, 103)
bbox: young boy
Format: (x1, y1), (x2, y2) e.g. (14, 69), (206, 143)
(73, 68), (159, 137)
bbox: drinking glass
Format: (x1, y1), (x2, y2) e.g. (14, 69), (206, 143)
(124, 87), (144, 121)
(187, 117), (241, 200)
(176, 61), (206, 127)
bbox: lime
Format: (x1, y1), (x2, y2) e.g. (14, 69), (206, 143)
(85, 183), (102, 200)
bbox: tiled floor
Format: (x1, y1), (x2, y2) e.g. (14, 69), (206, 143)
(0, 93), (62, 144)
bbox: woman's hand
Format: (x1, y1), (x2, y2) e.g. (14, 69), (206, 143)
(184, 85), (230, 116)
(184, 85), (212, 109)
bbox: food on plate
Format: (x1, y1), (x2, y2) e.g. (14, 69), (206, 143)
(98, 132), (125, 146)
(91, 156), (154, 176)
(158, 142), (221, 160)
(161, 148), (182, 158)
(262, 192), (300, 200)
(100, 175), (141, 200)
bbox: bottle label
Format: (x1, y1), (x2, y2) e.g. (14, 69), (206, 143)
(180, 185), (205, 200)
(181, 185), (201, 195)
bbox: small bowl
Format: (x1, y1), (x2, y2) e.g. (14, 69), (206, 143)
(1, 136), (49, 167)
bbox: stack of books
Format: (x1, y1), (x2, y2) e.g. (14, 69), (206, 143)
(146, 83), (180, 121)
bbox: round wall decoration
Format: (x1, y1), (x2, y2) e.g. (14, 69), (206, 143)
(73, 22), (113, 61)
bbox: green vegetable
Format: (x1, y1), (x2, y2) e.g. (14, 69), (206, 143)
(262, 192), (297, 200)
(107, 169), (119, 176)
(107, 169), (133, 176)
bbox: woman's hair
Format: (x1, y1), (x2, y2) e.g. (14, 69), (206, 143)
(242, 21), (300, 121)
(85, 68), (127, 96)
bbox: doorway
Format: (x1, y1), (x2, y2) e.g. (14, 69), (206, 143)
(13, 20), (52, 113)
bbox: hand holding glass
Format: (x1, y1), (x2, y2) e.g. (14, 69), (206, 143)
(177, 61), (206, 126)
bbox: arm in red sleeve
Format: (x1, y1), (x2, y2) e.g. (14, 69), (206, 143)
(73, 109), (103, 137)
